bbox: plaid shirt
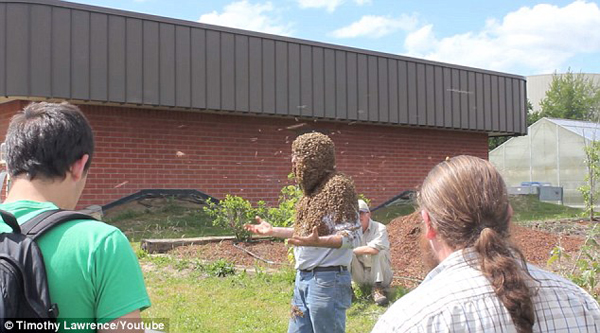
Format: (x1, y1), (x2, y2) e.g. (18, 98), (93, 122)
(372, 249), (600, 332)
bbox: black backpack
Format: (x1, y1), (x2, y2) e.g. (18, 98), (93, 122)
(0, 209), (96, 324)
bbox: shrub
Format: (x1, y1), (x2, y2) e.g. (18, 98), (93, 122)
(204, 195), (260, 242)
(548, 224), (600, 299)
(266, 179), (302, 228)
(206, 259), (236, 277)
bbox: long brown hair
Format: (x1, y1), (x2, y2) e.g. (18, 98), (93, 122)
(418, 155), (536, 333)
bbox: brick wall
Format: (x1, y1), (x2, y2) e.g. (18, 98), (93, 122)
(0, 101), (488, 209)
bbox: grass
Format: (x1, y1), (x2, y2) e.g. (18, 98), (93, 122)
(137, 249), (406, 332)
(141, 264), (292, 332)
(508, 194), (584, 223)
(105, 203), (231, 242)
(371, 203), (416, 224)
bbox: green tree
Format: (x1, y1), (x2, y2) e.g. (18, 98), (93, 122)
(537, 71), (600, 220)
(538, 70), (600, 121)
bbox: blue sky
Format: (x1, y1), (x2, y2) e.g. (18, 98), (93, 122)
(69, 0), (600, 76)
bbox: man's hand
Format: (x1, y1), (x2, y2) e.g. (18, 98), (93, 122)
(244, 216), (273, 236)
(288, 226), (343, 248)
(288, 226), (320, 246)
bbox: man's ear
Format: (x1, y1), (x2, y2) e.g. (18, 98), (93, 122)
(421, 210), (437, 240)
(70, 154), (90, 181)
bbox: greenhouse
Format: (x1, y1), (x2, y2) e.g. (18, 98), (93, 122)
(490, 118), (600, 208)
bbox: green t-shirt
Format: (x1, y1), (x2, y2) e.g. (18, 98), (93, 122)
(0, 200), (151, 331)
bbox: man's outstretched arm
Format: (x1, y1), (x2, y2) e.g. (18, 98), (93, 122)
(244, 216), (294, 239)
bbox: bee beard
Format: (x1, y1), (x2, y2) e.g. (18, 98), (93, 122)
(294, 162), (327, 195)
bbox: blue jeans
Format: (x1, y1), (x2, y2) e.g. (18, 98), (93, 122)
(288, 269), (353, 333)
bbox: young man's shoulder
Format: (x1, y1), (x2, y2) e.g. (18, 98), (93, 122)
(0, 200), (127, 243)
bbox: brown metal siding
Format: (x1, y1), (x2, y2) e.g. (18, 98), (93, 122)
(108, 15), (125, 102)
(451, 69), (460, 128)
(90, 13), (108, 101)
(262, 39), (275, 114)
(221, 32), (235, 111)
(72, 10), (90, 100)
(289, 43), (300, 116)
(434, 66), (444, 127)
(416, 63), (426, 125)
(357, 54), (368, 121)
(191, 29), (206, 109)
(31, 5), (51, 97)
(468, 72), (476, 130)
(398, 61), (408, 124)
(6, 3), (28, 96)
(324, 49), (335, 119)
(205, 30), (220, 110)
(0, 0), (527, 135)
(160, 24), (175, 107)
(300, 45), (312, 117)
(335, 50), (346, 120)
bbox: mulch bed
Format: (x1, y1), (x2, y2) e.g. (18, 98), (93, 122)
(168, 214), (586, 287)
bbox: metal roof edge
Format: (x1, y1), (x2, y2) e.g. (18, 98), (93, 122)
(1, 0), (526, 80)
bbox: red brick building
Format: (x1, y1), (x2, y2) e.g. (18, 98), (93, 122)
(0, 0), (526, 209)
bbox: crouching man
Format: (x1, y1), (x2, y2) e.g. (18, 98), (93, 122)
(351, 200), (393, 305)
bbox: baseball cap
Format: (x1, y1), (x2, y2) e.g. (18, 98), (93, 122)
(358, 199), (370, 213)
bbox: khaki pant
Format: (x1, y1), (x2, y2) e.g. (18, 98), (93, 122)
(351, 250), (393, 288)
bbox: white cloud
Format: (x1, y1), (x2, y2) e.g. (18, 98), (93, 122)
(199, 1), (292, 36)
(403, 0), (600, 74)
(331, 15), (418, 38)
(297, 0), (370, 12)
(298, 0), (343, 12)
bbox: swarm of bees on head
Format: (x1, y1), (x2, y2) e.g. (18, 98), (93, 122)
(291, 132), (359, 237)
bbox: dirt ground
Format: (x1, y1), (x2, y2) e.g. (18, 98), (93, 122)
(168, 213), (587, 288)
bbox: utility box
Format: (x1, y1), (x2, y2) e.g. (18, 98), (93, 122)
(539, 186), (563, 204)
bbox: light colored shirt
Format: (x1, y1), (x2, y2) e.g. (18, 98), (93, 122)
(372, 248), (600, 333)
(295, 213), (362, 270)
(356, 219), (390, 268)
(363, 219), (389, 251)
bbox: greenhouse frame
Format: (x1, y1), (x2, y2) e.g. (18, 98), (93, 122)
(490, 118), (600, 207)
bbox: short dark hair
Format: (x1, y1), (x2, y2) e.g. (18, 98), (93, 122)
(5, 102), (94, 180)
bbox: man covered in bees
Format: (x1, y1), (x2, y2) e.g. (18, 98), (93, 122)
(246, 132), (362, 333)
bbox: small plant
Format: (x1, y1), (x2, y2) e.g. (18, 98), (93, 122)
(579, 141), (600, 221)
(204, 195), (257, 241)
(352, 283), (373, 303)
(548, 224), (600, 298)
(206, 259), (236, 277)
(134, 245), (148, 260)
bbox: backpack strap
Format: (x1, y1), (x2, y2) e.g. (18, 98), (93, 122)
(0, 209), (21, 233)
(20, 209), (98, 241)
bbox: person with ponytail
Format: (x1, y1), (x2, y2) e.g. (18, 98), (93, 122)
(372, 155), (600, 332)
